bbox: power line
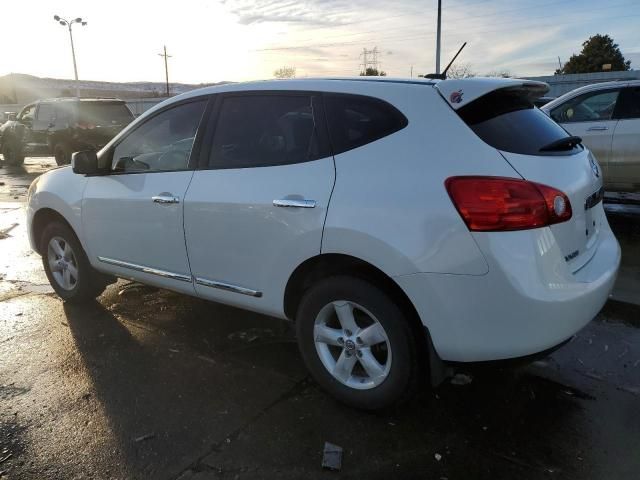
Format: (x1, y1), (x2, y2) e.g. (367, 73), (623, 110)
(255, 7), (640, 53)
(257, 0), (585, 49)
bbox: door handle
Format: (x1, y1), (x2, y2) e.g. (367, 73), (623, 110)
(587, 126), (608, 131)
(152, 194), (180, 204)
(273, 198), (316, 208)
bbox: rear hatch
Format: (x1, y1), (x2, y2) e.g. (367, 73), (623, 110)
(76, 101), (134, 147)
(437, 79), (604, 272)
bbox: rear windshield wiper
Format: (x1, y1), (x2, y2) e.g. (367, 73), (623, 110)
(539, 136), (582, 152)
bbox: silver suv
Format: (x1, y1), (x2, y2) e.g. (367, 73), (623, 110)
(542, 80), (640, 195)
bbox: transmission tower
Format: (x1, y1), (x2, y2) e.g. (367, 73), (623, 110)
(360, 46), (381, 74)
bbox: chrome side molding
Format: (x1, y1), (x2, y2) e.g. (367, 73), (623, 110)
(195, 277), (263, 298)
(97, 256), (192, 282)
(97, 257), (263, 297)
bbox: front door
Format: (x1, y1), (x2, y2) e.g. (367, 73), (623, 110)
(32, 103), (55, 154)
(81, 97), (209, 293)
(184, 93), (335, 317)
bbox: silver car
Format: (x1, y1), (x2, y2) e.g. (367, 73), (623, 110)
(542, 80), (640, 195)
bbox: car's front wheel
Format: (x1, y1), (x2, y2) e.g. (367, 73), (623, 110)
(2, 139), (25, 166)
(296, 276), (420, 410)
(41, 221), (108, 303)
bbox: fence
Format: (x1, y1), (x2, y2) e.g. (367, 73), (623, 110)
(524, 70), (640, 98)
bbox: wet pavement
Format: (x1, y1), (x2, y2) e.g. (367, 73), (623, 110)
(1, 157), (639, 480)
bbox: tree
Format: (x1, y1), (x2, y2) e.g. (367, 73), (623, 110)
(446, 63), (476, 79)
(274, 66), (296, 79)
(360, 67), (387, 76)
(557, 34), (630, 74)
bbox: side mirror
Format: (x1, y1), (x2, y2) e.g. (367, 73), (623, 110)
(71, 150), (99, 175)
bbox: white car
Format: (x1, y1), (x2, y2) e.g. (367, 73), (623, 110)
(26, 77), (620, 409)
(542, 80), (640, 194)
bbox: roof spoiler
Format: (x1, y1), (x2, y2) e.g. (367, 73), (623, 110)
(435, 78), (550, 110)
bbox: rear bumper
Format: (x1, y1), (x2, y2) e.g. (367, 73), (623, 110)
(395, 222), (620, 362)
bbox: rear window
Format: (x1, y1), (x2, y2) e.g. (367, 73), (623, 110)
(78, 103), (133, 125)
(324, 94), (408, 155)
(457, 88), (578, 156)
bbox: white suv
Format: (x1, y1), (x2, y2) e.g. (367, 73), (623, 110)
(26, 77), (620, 409)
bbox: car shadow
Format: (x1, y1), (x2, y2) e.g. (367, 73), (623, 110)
(57, 283), (594, 480)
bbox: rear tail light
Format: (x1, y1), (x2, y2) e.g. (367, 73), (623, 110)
(445, 176), (572, 231)
(75, 121), (96, 130)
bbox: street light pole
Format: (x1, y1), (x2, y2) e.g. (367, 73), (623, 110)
(53, 15), (87, 99)
(435, 0), (442, 75)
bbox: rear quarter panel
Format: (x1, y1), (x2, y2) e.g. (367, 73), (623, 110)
(322, 83), (520, 276)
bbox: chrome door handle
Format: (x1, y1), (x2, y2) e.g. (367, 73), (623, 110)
(273, 199), (316, 208)
(587, 126), (608, 131)
(152, 194), (180, 204)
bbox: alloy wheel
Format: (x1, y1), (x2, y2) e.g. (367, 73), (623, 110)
(313, 300), (392, 390)
(47, 236), (79, 290)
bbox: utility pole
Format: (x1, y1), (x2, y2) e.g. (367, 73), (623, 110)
(435, 0), (442, 74)
(158, 45), (172, 97)
(410, 65), (413, 78)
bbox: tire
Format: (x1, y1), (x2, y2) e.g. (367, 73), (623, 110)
(296, 276), (420, 410)
(40, 221), (107, 303)
(53, 143), (71, 166)
(2, 139), (25, 166)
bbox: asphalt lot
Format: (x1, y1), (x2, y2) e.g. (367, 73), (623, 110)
(1, 158), (639, 480)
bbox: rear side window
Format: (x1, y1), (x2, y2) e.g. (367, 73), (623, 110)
(209, 95), (325, 169)
(616, 87), (640, 119)
(78, 103), (133, 126)
(324, 94), (408, 155)
(458, 88), (577, 156)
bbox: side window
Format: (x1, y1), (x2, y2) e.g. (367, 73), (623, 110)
(18, 105), (35, 122)
(615, 87), (640, 119)
(324, 94), (408, 155)
(112, 99), (207, 173)
(55, 103), (74, 125)
(36, 104), (54, 123)
(209, 95), (322, 169)
(551, 89), (620, 123)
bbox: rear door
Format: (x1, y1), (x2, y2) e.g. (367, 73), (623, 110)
(609, 86), (640, 192)
(183, 92), (335, 317)
(548, 88), (622, 179)
(449, 84), (604, 272)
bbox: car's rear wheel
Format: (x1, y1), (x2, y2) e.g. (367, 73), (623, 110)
(41, 221), (107, 303)
(2, 140), (25, 166)
(296, 276), (419, 410)
(53, 143), (71, 166)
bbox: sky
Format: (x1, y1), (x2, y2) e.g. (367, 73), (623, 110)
(2, 0), (640, 84)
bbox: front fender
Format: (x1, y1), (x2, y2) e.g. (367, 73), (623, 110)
(27, 167), (88, 251)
